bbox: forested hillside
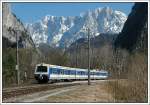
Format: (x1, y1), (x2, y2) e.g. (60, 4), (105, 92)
(108, 2), (148, 102)
(115, 3), (148, 52)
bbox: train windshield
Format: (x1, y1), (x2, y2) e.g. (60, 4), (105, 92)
(36, 66), (47, 72)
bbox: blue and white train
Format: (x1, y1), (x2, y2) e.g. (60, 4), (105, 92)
(34, 63), (108, 83)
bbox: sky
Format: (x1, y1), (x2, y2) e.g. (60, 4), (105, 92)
(11, 2), (134, 24)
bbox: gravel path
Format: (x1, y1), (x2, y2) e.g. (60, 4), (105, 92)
(46, 81), (114, 103)
(3, 80), (114, 103)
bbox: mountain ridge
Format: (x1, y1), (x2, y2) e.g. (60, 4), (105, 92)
(26, 7), (127, 48)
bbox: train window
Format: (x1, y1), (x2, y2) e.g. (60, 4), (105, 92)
(60, 69), (64, 74)
(67, 70), (69, 75)
(57, 68), (61, 74)
(64, 70), (66, 74)
(69, 70), (71, 75)
(68, 70), (70, 75)
(70, 70), (72, 75)
(49, 68), (52, 74)
(90, 72), (94, 75)
(77, 71), (80, 75)
(71, 70), (76, 75)
(37, 66), (47, 72)
(81, 71), (84, 75)
(79, 71), (82, 75)
(74, 71), (76, 74)
(52, 68), (58, 74)
(70, 71), (72, 75)
(100, 73), (108, 76)
(52, 68), (55, 74)
(64, 70), (69, 75)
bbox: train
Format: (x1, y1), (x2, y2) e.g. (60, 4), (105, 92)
(34, 63), (108, 83)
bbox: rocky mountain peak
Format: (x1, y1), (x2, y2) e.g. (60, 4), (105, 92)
(27, 7), (127, 48)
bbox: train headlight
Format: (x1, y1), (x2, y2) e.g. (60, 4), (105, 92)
(40, 74), (43, 80)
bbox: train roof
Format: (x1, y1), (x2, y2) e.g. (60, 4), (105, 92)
(36, 63), (86, 71)
(99, 70), (108, 73)
(36, 63), (108, 73)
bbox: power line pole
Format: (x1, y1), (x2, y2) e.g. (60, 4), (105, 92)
(76, 41), (78, 68)
(87, 28), (91, 85)
(16, 30), (20, 85)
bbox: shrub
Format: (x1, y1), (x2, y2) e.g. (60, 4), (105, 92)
(107, 52), (148, 102)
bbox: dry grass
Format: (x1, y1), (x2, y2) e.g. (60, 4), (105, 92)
(107, 52), (148, 103)
(47, 82), (114, 103)
(108, 80), (147, 103)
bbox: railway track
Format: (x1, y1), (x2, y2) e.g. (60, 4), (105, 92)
(2, 82), (82, 101)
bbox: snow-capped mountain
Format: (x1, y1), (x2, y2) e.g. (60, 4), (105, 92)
(26, 7), (127, 48)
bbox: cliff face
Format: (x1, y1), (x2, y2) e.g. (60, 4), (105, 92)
(114, 3), (148, 52)
(2, 3), (35, 48)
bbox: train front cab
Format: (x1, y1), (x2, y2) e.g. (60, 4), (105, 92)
(34, 64), (49, 83)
